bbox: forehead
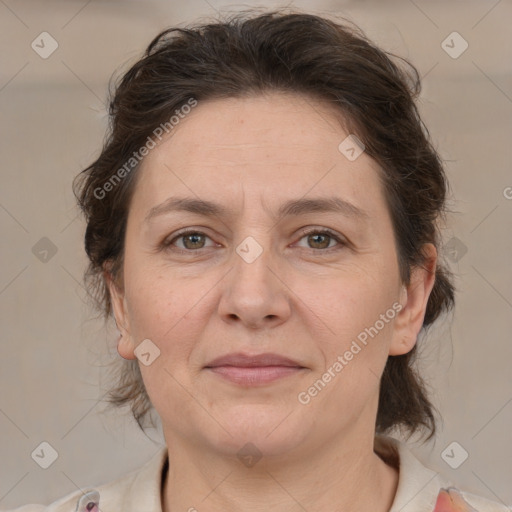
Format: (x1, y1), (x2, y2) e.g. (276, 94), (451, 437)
(130, 92), (386, 220)
(154, 92), (350, 161)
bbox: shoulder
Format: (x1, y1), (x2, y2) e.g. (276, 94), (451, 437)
(3, 490), (102, 512)
(433, 487), (511, 512)
(3, 448), (168, 512)
(375, 436), (510, 512)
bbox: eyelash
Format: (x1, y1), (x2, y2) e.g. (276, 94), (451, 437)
(162, 227), (346, 254)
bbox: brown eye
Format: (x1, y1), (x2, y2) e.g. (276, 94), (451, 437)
(306, 233), (332, 249)
(181, 232), (206, 250)
(296, 228), (345, 251)
(164, 230), (215, 252)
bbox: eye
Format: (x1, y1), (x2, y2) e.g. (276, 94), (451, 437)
(163, 230), (216, 251)
(161, 227), (346, 254)
(295, 228), (346, 251)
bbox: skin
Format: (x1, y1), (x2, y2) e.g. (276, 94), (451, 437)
(107, 91), (436, 512)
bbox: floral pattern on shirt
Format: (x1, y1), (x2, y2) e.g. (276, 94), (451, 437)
(433, 487), (479, 512)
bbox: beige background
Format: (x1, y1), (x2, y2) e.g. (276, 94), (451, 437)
(1, 0), (511, 508)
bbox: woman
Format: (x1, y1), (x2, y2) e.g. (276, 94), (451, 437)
(10, 9), (509, 512)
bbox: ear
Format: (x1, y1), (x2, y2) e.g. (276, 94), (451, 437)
(389, 243), (437, 356)
(104, 265), (136, 360)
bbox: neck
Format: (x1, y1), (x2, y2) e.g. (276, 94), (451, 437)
(161, 431), (398, 512)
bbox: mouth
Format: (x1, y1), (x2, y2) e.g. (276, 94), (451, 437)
(204, 352), (307, 386)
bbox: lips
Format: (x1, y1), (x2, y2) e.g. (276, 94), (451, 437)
(204, 352), (306, 386)
(204, 352), (304, 369)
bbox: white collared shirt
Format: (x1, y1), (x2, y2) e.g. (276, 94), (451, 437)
(6, 436), (509, 512)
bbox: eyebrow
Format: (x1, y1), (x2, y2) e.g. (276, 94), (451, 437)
(144, 196), (370, 224)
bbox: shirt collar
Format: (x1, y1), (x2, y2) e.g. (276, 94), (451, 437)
(120, 436), (446, 512)
(375, 435), (448, 512)
(122, 446), (168, 511)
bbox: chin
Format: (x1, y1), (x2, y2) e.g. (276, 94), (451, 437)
(205, 403), (312, 459)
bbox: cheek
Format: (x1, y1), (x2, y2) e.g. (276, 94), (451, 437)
(123, 263), (197, 350)
(296, 260), (399, 339)
(301, 276), (397, 420)
(294, 259), (399, 401)
(123, 270), (207, 411)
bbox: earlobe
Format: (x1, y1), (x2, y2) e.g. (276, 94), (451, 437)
(117, 333), (137, 360)
(389, 244), (437, 356)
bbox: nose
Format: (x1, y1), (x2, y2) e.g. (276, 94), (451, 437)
(217, 239), (291, 330)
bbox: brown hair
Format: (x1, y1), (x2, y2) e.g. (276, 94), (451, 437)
(73, 8), (455, 439)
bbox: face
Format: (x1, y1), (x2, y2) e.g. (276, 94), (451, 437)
(108, 92), (435, 461)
